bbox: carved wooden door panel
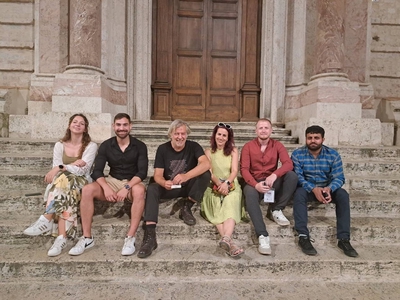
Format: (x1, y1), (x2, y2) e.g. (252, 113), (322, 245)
(151, 0), (261, 121)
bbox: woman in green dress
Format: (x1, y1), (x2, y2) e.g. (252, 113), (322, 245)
(201, 123), (245, 257)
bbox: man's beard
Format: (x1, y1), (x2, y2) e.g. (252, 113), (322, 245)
(116, 131), (129, 138)
(307, 143), (322, 151)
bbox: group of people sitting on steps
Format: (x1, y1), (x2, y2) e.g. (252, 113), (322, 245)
(23, 113), (359, 259)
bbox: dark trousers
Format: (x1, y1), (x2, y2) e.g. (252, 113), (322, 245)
(144, 171), (211, 223)
(243, 171), (298, 237)
(293, 187), (351, 239)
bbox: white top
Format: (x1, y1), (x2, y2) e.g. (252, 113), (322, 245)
(52, 141), (98, 182)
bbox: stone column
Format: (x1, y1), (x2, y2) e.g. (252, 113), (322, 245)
(67, 0), (102, 72)
(259, 0), (288, 123)
(284, 0), (382, 146)
(127, 0), (152, 120)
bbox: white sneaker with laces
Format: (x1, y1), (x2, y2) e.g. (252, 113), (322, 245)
(121, 236), (136, 256)
(258, 235), (272, 255)
(68, 236), (94, 256)
(271, 210), (290, 226)
(47, 235), (67, 257)
(23, 215), (53, 236)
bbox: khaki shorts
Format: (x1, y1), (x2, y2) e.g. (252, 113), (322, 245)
(105, 175), (145, 202)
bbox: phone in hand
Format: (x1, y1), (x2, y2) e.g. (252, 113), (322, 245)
(322, 191), (329, 199)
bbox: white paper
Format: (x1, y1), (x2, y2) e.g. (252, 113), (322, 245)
(264, 188), (275, 203)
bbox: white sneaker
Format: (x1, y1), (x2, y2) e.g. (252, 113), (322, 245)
(23, 215), (53, 236)
(258, 235), (272, 255)
(68, 236), (94, 256)
(47, 235), (67, 257)
(271, 210), (290, 226)
(121, 236), (136, 256)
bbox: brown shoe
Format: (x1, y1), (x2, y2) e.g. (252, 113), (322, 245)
(137, 226), (158, 258)
(179, 200), (196, 225)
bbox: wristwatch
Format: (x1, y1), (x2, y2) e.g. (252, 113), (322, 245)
(124, 184), (131, 191)
(59, 165), (64, 170)
(226, 181), (231, 186)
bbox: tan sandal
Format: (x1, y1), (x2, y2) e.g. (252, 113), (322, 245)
(219, 235), (231, 252)
(228, 240), (244, 257)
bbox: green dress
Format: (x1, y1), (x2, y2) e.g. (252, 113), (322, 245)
(201, 149), (245, 225)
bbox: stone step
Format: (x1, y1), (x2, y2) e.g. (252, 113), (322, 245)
(1, 243), (399, 281)
(2, 208), (399, 246)
(1, 172), (398, 196)
(2, 279), (400, 300)
(1, 191), (398, 219)
(1, 139), (400, 160)
(2, 154), (400, 177)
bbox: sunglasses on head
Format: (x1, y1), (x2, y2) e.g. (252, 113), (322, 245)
(218, 122), (232, 130)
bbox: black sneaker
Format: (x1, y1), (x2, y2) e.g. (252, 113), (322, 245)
(338, 239), (358, 257)
(298, 236), (317, 256)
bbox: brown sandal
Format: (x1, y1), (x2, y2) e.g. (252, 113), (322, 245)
(228, 240), (244, 257)
(219, 235), (231, 252)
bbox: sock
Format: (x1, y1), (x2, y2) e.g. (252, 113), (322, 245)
(146, 224), (156, 229)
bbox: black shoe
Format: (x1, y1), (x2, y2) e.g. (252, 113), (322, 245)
(137, 227), (158, 258)
(338, 239), (358, 257)
(298, 236), (317, 256)
(179, 200), (196, 226)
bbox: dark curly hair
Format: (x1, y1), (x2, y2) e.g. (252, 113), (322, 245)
(61, 113), (91, 158)
(210, 124), (235, 156)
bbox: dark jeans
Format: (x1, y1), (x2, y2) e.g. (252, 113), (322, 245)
(293, 187), (351, 240)
(144, 171), (211, 223)
(243, 171), (298, 237)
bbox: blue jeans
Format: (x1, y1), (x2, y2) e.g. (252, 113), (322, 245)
(243, 171), (298, 237)
(293, 187), (351, 239)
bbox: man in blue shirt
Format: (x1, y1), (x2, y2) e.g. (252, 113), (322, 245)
(291, 125), (358, 257)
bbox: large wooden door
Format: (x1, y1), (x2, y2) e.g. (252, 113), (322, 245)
(151, 0), (261, 121)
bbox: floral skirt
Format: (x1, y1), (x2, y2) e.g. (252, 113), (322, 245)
(44, 171), (87, 238)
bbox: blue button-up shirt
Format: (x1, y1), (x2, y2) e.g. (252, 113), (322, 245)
(291, 145), (345, 193)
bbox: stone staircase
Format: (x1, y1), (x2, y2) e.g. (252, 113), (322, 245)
(1, 121), (400, 299)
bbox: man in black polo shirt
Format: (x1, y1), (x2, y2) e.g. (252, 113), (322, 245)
(69, 113), (148, 256)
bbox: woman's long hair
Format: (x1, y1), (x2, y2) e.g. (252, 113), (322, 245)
(61, 114), (91, 158)
(210, 124), (235, 156)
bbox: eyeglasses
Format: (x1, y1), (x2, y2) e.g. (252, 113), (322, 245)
(218, 122), (232, 130)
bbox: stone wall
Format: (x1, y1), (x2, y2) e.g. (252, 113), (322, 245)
(370, 0), (400, 99)
(0, 0), (33, 90)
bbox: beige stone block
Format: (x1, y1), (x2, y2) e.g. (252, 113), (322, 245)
(0, 71), (32, 88)
(372, 2), (400, 24)
(370, 52), (400, 77)
(286, 117), (382, 146)
(0, 24), (33, 48)
(381, 122), (394, 146)
(32, 112), (113, 142)
(371, 77), (400, 99)
(362, 109), (377, 119)
(52, 96), (104, 113)
(0, 2), (33, 23)
(8, 115), (32, 138)
(0, 49), (33, 71)
(28, 101), (52, 114)
(371, 25), (400, 52)
(306, 79), (361, 105)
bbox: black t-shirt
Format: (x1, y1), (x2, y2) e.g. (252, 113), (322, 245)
(154, 140), (205, 181)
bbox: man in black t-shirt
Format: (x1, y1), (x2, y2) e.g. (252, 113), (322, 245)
(137, 119), (211, 258)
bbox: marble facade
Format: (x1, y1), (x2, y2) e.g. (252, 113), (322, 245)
(2, 0), (397, 145)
